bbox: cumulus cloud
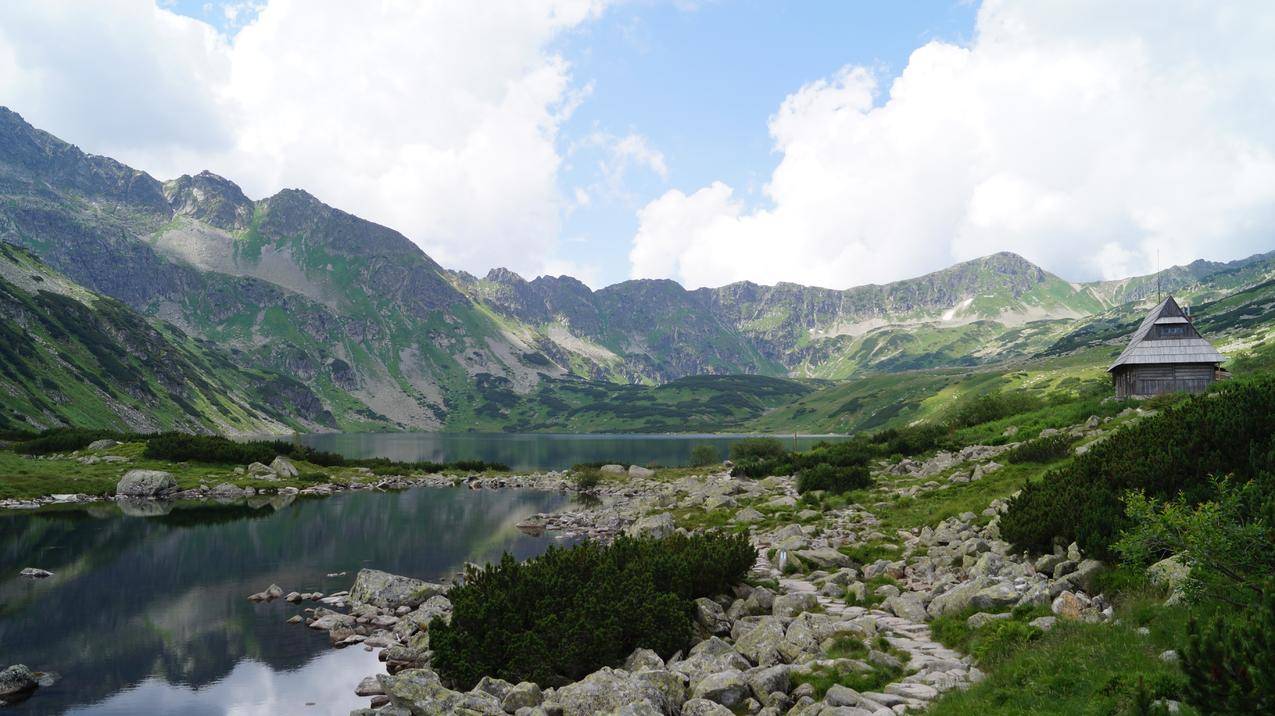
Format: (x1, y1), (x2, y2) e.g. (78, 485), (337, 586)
(630, 0), (1275, 288)
(0, 0), (607, 277)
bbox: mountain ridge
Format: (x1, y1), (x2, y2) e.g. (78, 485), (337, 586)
(3, 104), (1274, 432)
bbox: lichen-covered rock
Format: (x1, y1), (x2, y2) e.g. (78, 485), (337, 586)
(628, 465), (655, 479)
(0, 664), (37, 699)
(689, 670), (749, 708)
(680, 698), (734, 716)
(501, 681), (544, 712)
(694, 598), (730, 636)
(377, 669), (504, 715)
(627, 512), (675, 539)
(350, 568), (446, 610)
(115, 470), (176, 497)
(772, 592), (817, 618)
(735, 617), (787, 667)
(270, 455), (300, 478)
(554, 667), (671, 716)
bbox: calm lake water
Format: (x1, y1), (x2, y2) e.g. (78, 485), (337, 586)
(297, 431), (845, 470)
(0, 487), (573, 715)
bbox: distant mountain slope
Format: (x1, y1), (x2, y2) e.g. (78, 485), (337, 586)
(2, 105), (1273, 434)
(0, 244), (326, 433)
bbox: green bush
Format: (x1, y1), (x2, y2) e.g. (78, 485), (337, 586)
(947, 392), (1043, 429)
(796, 463), (872, 495)
(572, 467), (601, 490)
(729, 437), (787, 462)
(1182, 584), (1275, 714)
(1001, 378), (1275, 558)
(688, 444), (719, 467)
(13, 428), (130, 455)
(1004, 434), (1075, 463)
(142, 432), (344, 466)
(430, 532), (755, 689)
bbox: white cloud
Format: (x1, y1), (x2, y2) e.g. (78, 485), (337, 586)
(630, 0), (1275, 288)
(0, 0), (607, 278)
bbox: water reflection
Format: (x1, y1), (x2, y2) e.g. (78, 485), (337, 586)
(298, 432), (846, 471)
(0, 487), (572, 715)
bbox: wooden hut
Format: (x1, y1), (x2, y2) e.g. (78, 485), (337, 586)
(1108, 296), (1225, 399)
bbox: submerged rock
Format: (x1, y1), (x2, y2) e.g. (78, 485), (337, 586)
(0, 665), (37, 701)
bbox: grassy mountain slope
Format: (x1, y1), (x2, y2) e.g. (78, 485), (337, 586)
(0, 243), (322, 433)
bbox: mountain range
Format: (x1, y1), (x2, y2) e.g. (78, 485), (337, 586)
(2, 105), (1273, 434)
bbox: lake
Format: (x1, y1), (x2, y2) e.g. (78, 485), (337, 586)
(296, 431), (845, 471)
(1, 432), (840, 714)
(0, 487), (573, 715)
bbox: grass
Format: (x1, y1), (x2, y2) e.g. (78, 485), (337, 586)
(792, 634), (908, 697)
(929, 585), (1199, 715)
(0, 441), (514, 500)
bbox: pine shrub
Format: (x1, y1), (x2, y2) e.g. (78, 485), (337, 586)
(796, 463), (871, 495)
(1001, 378), (1275, 558)
(429, 532), (754, 689)
(1182, 584), (1275, 714)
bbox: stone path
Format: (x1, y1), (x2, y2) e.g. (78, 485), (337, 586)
(750, 550), (980, 712)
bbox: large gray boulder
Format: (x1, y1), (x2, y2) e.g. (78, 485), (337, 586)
(627, 512), (676, 539)
(86, 439), (119, 452)
(735, 617), (787, 667)
(772, 592), (817, 618)
(554, 667), (670, 716)
(884, 592), (929, 622)
(689, 670), (749, 708)
(628, 465), (655, 479)
(0, 664), (37, 699)
(680, 699), (734, 716)
(115, 470), (176, 498)
(350, 569), (447, 610)
(270, 455), (300, 478)
(377, 669), (504, 715)
(501, 681), (543, 712)
(694, 597), (731, 636)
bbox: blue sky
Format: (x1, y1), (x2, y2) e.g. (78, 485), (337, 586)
(3, 1), (1270, 289)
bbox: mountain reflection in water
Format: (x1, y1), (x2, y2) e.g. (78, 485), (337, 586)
(0, 486), (573, 715)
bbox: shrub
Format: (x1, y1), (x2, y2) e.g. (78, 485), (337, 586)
(142, 432), (345, 466)
(796, 463), (872, 495)
(14, 428), (129, 455)
(1004, 434), (1075, 463)
(429, 532), (755, 689)
(729, 437), (787, 462)
(1182, 584), (1275, 714)
(688, 444), (719, 467)
(1001, 378), (1275, 558)
(947, 392), (1043, 429)
(572, 467), (601, 490)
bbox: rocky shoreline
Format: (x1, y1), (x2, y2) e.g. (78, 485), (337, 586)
(235, 434), (1125, 716)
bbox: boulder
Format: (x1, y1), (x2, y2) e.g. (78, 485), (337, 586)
(690, 670), (749, 708)
(744, 664), (791, 705)
(502, 681), (544, 712)
(970, 582), (1020, 610)
(1051, 591), (1085, 620)
(1148, 555), (1190, 604)
(86, 439), (119, 452)
(624, 648), (666, 672)
(794, 548), (851, 569)
(1064, 559), (1105, 593)
(19, 568), (53, 579)
(246, 462), (275, 477)
(694, 598), (731, 636)
(350, 568), (446, 610)
(627, 512), (676, 539)
(115, 470), (176, 498)
(734, 508), (764, 524)
(0, 664), (37, 699)
(600, 464), (626, 475)
(554, 667), (668, 716)
(628, 465), (655, 479)
(966, 612), (1012, 629)
(680, 698), (734, 716)
(883, 592), (928, 622)
(377, 669), (504, 715)
(926, 579), (987, 618)
(772, 592), (817, 618)
(735, 618), (787, 667)
(209, 483), (248, 499)
(270, 456), (300, 478)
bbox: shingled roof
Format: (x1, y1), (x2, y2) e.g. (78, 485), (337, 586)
(1108, 296), (1224, 371)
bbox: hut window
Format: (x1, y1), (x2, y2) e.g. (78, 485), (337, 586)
(1157, 325), (1186, 338)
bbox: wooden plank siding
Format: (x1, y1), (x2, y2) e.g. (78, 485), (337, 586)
(1112, 363), (1215, 399)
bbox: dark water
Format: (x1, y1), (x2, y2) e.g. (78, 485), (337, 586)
(0, 487), (573, 715)
(298, 432), (845, 471)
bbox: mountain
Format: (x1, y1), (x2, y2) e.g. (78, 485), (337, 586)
(2, 105), (1273, 434)
(0, 243), (326, 433)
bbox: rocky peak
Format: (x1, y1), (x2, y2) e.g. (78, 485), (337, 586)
(484, 267), (526, 285)
(0, 106), (167, 212)
(164, 171), (254, 231)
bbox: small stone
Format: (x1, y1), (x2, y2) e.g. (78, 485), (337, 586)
(1159, 650), (1180, 664)
(1029, 616), (1057, 632)
(966, 612), (1012, 629)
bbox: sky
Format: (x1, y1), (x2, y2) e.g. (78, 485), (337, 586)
(0, 1), (1272, 289)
